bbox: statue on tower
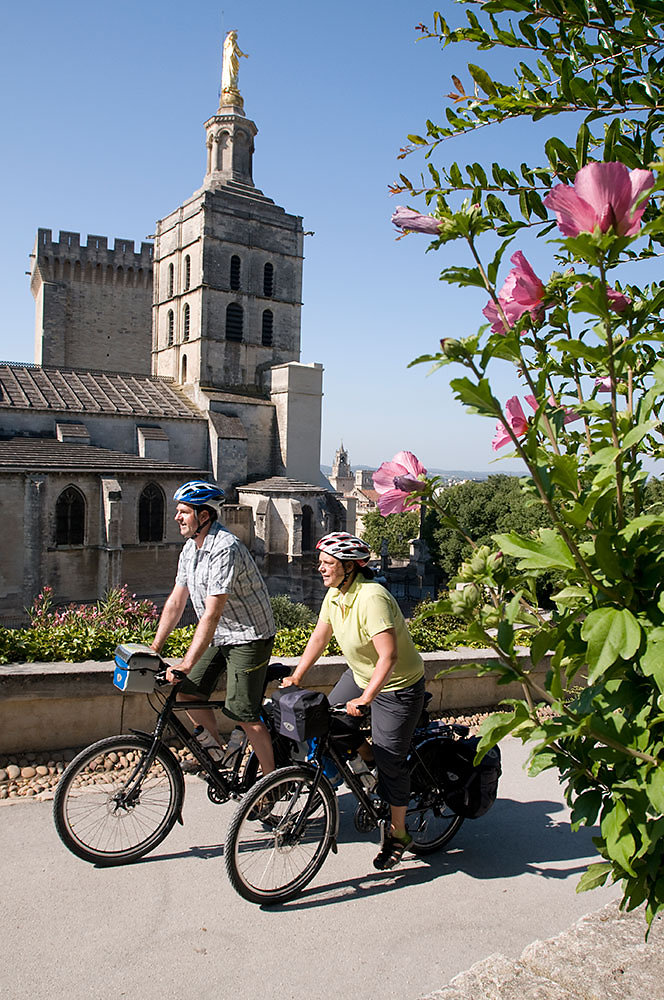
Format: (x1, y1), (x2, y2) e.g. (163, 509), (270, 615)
(220, 30), (248, 110)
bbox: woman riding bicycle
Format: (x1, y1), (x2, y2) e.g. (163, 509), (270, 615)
(281, 531), (425, 870)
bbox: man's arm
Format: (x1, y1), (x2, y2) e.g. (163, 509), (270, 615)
(173, 593), (228, 677)
(151, 584), (189, 655)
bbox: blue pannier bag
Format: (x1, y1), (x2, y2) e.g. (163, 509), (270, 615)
(113, 643), (161, 693)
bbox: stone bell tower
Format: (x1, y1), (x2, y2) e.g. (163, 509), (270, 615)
(151, 32), (305, 396)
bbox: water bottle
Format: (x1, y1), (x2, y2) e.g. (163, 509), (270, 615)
(348, 753), (377, 792)
(192, 725), (224, 762)
(222, 727), (246, 765)
(307, 738), (342, 788)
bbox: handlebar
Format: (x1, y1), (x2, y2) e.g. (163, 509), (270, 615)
(155, 668), (187, 687)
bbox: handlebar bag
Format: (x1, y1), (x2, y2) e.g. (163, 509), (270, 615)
(271, 687), (330, 742)
(113, 643), (161, 693)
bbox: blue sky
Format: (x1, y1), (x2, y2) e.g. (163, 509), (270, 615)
(0, 0), (625, 474)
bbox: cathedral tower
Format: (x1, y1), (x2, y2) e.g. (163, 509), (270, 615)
(151, 34), (305, 395)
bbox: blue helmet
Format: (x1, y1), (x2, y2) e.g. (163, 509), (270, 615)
(173, 480), (225, 517)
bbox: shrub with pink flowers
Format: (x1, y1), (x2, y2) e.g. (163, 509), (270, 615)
(0, 587), (191, 664)
(389, 1), (664, 925)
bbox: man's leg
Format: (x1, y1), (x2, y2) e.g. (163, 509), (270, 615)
(240, 720), (275, 775)
(224, 638), (275, 775)
(176, 647), (226, 745)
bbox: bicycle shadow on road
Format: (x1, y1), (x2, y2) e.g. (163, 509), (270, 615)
(263, 795), (603, 912)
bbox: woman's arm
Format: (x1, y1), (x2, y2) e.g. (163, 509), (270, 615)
(346, 627), (398, 716)
(281, 619), (333, 687)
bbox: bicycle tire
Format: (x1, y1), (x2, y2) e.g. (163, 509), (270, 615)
(407, 738), (464, 854)
(225, 764), (337, 905)
(53, 734), (184, 866)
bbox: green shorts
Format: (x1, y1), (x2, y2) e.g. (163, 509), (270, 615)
(179, 637), (275, 722)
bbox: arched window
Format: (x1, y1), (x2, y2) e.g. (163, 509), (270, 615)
(261, 309), (274, 347)
(301, 505), (314, 552)
(230, 255), (241, 291)
(226, 303), (243, 342)
(184, 255), (191, 291)
(138, 483), (165, 543)
(183, 303), (190, 341)
(167, 310), (174, 346)
(263, 262), (274, 297)
(181, 355), (187, 382)
(55, 486), (85, 546)
(167, 263), (174, 298)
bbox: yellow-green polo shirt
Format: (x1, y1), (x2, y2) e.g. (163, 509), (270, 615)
(319, 577), (424, 691)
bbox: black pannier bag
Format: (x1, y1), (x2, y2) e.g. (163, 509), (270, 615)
(412, 735), (502, 819)
(270, 687), (330, 742)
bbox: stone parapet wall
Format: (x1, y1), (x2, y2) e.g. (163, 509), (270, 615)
(0, 648), (547, 754)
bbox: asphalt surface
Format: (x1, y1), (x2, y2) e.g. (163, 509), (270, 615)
(2, 737), (621, 1000)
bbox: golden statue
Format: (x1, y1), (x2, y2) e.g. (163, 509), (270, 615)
(220, 30), (248, 108)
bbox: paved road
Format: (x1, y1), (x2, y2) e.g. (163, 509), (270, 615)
(2, 738), (619, 1000)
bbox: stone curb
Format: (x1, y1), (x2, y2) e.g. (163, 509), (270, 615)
(417, 900), (664, 1000)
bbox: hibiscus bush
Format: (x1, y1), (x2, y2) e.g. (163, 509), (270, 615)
(387, 0), (664, 926)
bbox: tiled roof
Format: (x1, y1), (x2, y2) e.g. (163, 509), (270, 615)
(0, 363), (201, 420)
(238, 476), (328, 494)
(0, 437), (205, 474)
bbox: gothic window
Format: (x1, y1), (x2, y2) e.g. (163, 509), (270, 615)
(183, 303), (190, 341)
(138, 483), (165, 543)
(226, 303), (243, 342)
(184, 255), (191, 291)
(55, 486), (85, 546)
(301, 505), (314, 552)
(263, 262), (274, 297)
(181, 355), (187, 382)
(230, 255), (241, 291)
(261, 309), (274, 347)
(167, 263), (174, 298)
(167, 310), (174, 346)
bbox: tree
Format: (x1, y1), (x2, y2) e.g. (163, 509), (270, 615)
(390, 1), (664, 926)
(360, 510), (420, 559)
(426, 474), (550, 577)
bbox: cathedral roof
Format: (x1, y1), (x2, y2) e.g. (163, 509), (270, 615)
(0, 437), (205, 474)
(0, 363), (201, 420)
(237, 476), (329, 495)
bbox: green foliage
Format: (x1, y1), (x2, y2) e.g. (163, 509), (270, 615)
(271, 626), (341, 658)
(360, 510), (421, 559)
(425, 475), (557, 601)
(399, 0), (664, 924)
(269, 594), (317, 630)
(407, 599), (470, 651)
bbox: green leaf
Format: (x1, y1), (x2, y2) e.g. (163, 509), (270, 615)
(468, 63), (498, 98)
(577, 862), (613, 893)
(601, 799), (637, 876)
(641, 630), (664, 694)
(581, 608), (642, 680)
(646, 768), (664, 815)
(493, 529), (576, 571)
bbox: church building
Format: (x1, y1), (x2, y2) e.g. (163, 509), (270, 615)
(0, 34), (346, 620)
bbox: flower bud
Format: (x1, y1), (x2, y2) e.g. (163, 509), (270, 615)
(449, 584), (481, 616)
(440, 338), (469, 361)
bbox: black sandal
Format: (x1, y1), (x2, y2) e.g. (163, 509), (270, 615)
(373, 833), (412, 870)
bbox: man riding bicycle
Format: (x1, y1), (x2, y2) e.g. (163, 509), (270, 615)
(150, 480), (276, 776)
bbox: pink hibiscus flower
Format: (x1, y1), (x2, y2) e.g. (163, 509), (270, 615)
(492, 395), (537, 451)
(391, 206), (442, 235)
(606, 287), (631, 313)
(544, 162), (654, 237)
(482, 252), (546, 334)
(373, 450), (428, 515)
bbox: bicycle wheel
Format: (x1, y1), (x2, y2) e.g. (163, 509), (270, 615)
(53, 735), (184, 866)
(225, 765), (337, 905)
(407, 738), (464, 854)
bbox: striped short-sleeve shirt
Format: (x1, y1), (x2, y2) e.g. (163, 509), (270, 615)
(175, 522), (275, 644)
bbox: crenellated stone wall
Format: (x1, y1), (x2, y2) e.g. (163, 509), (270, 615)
(31, 229), (154, 374)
